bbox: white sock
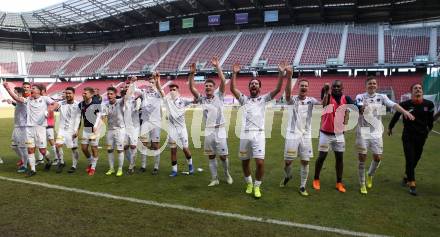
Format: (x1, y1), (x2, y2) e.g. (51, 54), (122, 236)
(118, 152), (124, 170)
(254, 180), (262, 187)
(36, 150), (42, 161)
(20, 147), (28, 166)
(244, 175), (252, 184)
(52, 145), (58, 161)
(87, 156), (93, 165)
(300, 163), (309, 188)
(221, 158), (230, 176)
(187, 157), (193, 166)
(91, 156), (98, 169)
(153, 153), (160, 170)
(359, 160), (366, 185)
(28, 153), (36, 172)
(368, 160), (381, 176)
(72, 149), (79, 168)
(208, 159), (218, 180)
(284, 163), (293, 178)
(58, 148), (64, 164)
(108, 153), (114, 170)
(141, 154), (147, 168)
(129, 148), (137, 169)
(172, 164), (177, 172)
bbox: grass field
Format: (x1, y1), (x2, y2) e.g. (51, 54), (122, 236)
(0, 107), (439, 237)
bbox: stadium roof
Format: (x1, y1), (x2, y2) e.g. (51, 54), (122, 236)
(0, 0), (439, 33)
(0, 0), (177, 30)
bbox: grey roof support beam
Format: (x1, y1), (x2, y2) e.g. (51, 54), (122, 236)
(62, 3), (104, 30)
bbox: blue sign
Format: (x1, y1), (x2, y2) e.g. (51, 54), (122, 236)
(159, 21), (170, 32)
(264, 10), (278, 22)
(208, 15), (220, 26)
(235, 13), (248, 25)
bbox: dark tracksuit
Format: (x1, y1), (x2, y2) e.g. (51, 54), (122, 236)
(388, 99), (434, 182)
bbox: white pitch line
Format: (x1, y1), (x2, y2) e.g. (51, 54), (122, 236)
(0, 176), (390, 237)
(431, 130), (440, 135)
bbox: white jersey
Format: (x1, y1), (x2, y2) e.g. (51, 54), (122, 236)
(195, 91), (225, 128)
(14, 102), (27, 127)
(124, 95), (141, 129)
(140, 88), (162, 124)
(101, 99), (125, 129)
(56, 100), (81, 132)
(24, 96), (54, 127)
(239, 93), (272, 131)
(355, 92), (396, 137)
(164, 96), (192, 128)
(286, 96), (319, 138)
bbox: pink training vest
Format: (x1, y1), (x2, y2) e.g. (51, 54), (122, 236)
(321, 95), (347, 134)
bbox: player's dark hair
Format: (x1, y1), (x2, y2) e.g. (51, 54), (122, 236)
(365, 77), (376, 84)
(205, 79), (216, 86)
(65, 87), (75, 93)
(248, 78), (261, 88)
(107, 87), (117, 93)
(84, 87), (95, 94)
(410, 83), (423, 91)
(34, 84), (46, 92)
(22, 82), (31, 87)
(14, 87), (24, 94)
(169, 84), (179, 89)
(298, 79), (309, 85)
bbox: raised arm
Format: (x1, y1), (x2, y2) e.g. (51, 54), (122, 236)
(154, 71), (165, 98)
(321, 84), (331, 106)
(270, 62), (286, 99)
(3, 82), (24, 103)
(212, 57), (226, 95)
(230, 63), (241, 99)
(284, 66), (294, 102)
(188, 63), (200, 99)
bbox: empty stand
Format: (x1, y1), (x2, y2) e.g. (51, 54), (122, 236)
(384, 28), (430, 64)
(156, 37), (201, 72)
(222, 32), (266, 70)
(126, 40), (175, 73)
(260, 29), (304, 66)
(345, 25), (378, 66)
(185, 34), (236, 69)
(105, 44), (146, 74)
(300, 25), (343, 65)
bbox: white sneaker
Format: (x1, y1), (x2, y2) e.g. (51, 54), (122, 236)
(225, 174), (233, 184)
(208, 179), (220, 187)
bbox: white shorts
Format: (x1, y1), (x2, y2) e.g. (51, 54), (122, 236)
(356, 135), (383, 155)
(26, 126), (47, 149)
(56, 129), (79, 149)
(139, 123), (161, 143)
(239, 131), (265, 160)
(46, 127), (55, 140)
(204, 128), (228, 156)
(106, 128), (126, 151)
(284, 136), (313, 161)
(125, 127), (140, 146)
(81, 128), (100, 146)
(11, 127), (27, 148)
(318, 132), (345, 152)
(168, 125), (189, 149)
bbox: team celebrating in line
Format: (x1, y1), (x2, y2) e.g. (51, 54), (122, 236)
(3, 56), (436, 198)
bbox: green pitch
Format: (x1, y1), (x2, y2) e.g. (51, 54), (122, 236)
(0, 109), (439, 237)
